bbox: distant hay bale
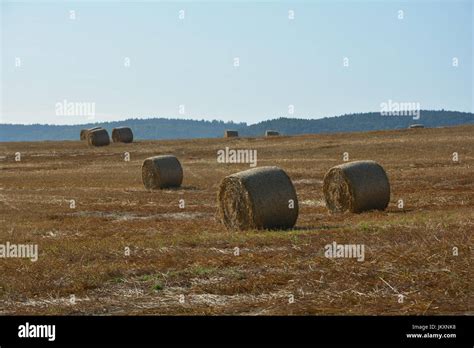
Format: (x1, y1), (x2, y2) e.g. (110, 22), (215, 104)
(265, 130), (280, 136)
(323, 160), (390, 213)
(80, 126), (102, 140)
(112, 127), (133, 143)
(87, 128), (110, 147)
(409, 124), (424, 129)
(224, 130), (239, 138)
(217, 166), (299, 230)
(142, 155), (183, 189)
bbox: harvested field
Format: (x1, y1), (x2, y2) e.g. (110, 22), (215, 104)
(0, 125), (472, 315)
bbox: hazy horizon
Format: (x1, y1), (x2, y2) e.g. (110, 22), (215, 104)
(1, 108), (473, 127)
(1, 0), (473, 125)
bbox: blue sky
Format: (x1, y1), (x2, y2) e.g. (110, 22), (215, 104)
(1, 0), (472, 125)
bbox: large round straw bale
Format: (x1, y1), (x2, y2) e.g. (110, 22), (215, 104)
(224, 130), (239, 138)
(87, 128), (110, 146)
(80, 129), (87, 140)
(112, 127), (133, 143)
(80, 126), (102, 140)
(323, 160), (390, 213)
(265, 130), (280, 136)
(142, 155), (183, 189)
(217, 166), (298, 230)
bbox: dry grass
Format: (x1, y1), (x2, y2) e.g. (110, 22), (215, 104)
(0, 125), (472, 315)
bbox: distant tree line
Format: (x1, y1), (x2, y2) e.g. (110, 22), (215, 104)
(239, 110), (473, 136)
(0, 111), (472, 142)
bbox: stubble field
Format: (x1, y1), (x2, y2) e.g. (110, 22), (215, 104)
(0, 125), (472, 315)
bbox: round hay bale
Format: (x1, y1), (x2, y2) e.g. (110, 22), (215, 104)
(87, 128), (110, 147)
(224, 130), (239, 138)
(217, 166), (299, 231)
(409, 124), (424, 129)
(80, 129), (87, 140)
(112, 127), (133, 143)
(265, 130), (280, 136)
(323, 160), (390, 213)
(142, 155), (183, 189)
(80, 126), (102, 140)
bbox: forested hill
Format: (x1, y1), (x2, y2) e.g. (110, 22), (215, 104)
(1, 110), (472, 142)
(239, 110), (474, 136)
(0, 118), (246, 142)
